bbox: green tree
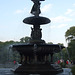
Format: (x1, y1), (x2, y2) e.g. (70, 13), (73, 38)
(0, 40), (17, 63)
(67, 40), (75, 61)
(61, 48), (68, 60)
(65, 26), (75, 62)
(47, 42), (53, 44)
(65, 26), (75, 41)
(20, 36), (31, 43)
(58, 43), (64, 46)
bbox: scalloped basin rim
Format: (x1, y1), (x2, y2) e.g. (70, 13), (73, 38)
(11, 44), (65, 55)
(12, 43), (65, 48)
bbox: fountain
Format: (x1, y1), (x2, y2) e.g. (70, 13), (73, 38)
(11, 0), (65, 74)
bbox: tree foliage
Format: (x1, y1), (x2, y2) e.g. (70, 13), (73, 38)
(67, 40), (75, 61)
(65, 26), (75, 41)
(20, 36), (31, 43)
(0, 36), (31, 64)
(0, 41), (17, 63)
(47, 42), (53, 44)
(65, 26), (75, 62)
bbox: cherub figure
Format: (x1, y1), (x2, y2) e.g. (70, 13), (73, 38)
(31, 0), (45, 16)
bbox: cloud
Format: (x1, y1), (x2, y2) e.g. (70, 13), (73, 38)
(73, 3), (75, 6)
(15, 10), (24, 14)
(70, 12), (75, 16)
(57, 24), (68, 28)
(51, 16), (72, 23)
(65, 9), (73, 15)
(65, 8), (75, 16)
(41, 4), (52, 13)
(50, 24), (68, 29)
(14, 8), (26, 14)
(50, 25), (56, 29)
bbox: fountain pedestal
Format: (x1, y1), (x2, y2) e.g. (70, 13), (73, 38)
(14, 64), (63, 74)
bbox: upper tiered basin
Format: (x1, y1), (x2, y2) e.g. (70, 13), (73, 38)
(23, 16), (51, 25)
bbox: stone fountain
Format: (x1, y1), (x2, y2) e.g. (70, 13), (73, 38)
(11, 0), (65, 74)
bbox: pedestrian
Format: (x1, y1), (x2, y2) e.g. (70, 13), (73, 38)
(14, 60), (16, 64)
(58, 60), (60, 64)
(66, 60), (68, 64)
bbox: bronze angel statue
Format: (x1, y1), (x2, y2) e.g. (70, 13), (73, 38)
(31, 0), (45, 16)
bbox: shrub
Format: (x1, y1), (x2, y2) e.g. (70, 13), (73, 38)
(71, 65), (75, 75)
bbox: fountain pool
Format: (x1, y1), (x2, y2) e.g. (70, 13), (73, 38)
(0, 68), (72, 75)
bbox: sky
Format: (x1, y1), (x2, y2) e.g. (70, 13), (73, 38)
(0, 0), (75, 46)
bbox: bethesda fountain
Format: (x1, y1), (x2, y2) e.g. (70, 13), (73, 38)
(11, 0), (65, 74)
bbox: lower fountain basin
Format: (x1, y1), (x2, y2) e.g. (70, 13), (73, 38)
(10, 43), (65, 74)
(11, 43), (65, 56)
